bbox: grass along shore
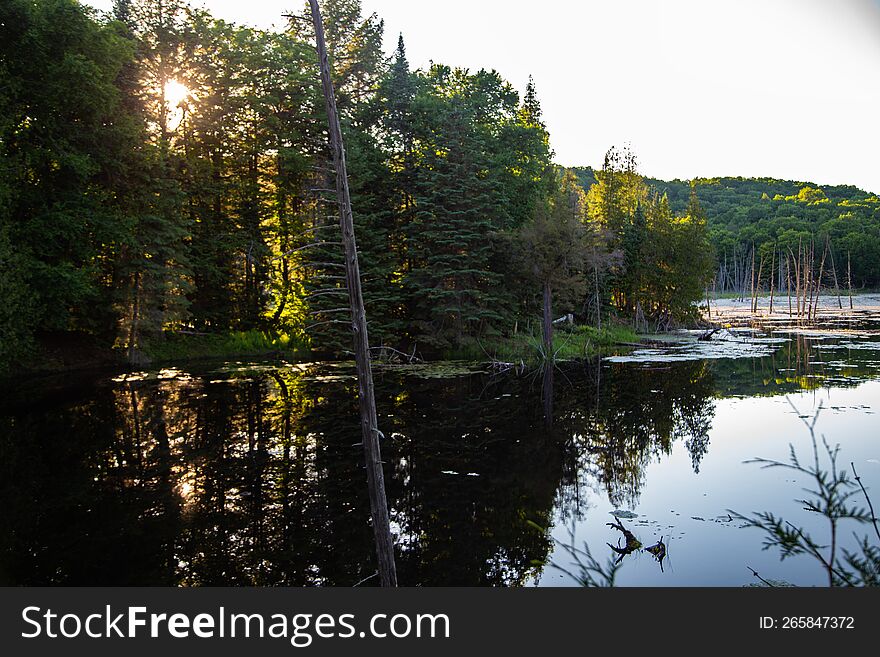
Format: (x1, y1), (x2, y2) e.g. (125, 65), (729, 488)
(444, 325), (639, 365)
(11, 323), (639, 379)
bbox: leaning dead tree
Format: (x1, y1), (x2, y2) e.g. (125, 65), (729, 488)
(307, 0), (397, 586)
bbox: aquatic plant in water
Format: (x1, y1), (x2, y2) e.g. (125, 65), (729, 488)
(539, 518), (668, 586)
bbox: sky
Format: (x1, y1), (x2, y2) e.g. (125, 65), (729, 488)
(85, 0), (880, 193)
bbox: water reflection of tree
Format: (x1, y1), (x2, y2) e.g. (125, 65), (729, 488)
(376, 372), (568, 585)
(710, 333), (880, 397)
(0, 359), (718, 585)
(0, 378), (181, 584)
(553, 360), (716, 510)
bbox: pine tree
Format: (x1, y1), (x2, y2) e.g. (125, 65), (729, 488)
(494, 75), (555, 231)
(520, 75), (542, 127)
(298, 0), (391, 353)
(407, 102), (504, 350)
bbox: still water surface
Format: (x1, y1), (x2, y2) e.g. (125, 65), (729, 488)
(2, 313), (879, 586)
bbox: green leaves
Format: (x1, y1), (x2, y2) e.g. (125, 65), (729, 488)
(0, 0), (142, 367)
(734, 403), (880, 586)
(0, 0), (563, 367)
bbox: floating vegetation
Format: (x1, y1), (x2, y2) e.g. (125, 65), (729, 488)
(606, 334), (783, 363)
(815, 341), (880, 351)
(111, 368), (193, 382)
(207, 361), (305, 375)
(302, 374), (358, 382)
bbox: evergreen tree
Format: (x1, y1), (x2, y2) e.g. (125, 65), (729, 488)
(407, 100), (503, 350)
(674, 185), (715, 317)
(495, 75), (555, 231)
(379, 34), (418, 233)
(296, 0), (390, 353)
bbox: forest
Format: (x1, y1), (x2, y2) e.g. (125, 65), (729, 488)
(5, 0), (875, 377)
(575, 169), (880, 294)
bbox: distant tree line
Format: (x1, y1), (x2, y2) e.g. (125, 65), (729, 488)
(575, 169), (880, 298)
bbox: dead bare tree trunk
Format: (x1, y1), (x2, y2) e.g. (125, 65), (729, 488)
(794, 243), (802, 321)
(542, 281), (553, 360)
(847, 251), (854, 310)
(753, 251), (764, 314)
(798, 244), (807, 317)
(812, 239), (827, 322)
(786, 251), (793, 317)
(769, 248), (775, 314)
(309, 0), (397, 586)
(749, 245), (756, 312)
(807, 238), (816, 322)
(827, 236), (843, 310)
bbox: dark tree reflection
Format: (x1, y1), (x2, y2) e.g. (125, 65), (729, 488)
(0, 358), (718, 586)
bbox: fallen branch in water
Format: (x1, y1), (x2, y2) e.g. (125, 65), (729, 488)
(370, 345), (423, 364)
(698, 327), (721, 341)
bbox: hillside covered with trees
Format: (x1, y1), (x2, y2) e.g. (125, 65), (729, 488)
(574, 168), (880, 293)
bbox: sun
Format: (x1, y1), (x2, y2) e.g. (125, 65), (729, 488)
(162, 80), (192, 131)
(163, 79), (190, 108)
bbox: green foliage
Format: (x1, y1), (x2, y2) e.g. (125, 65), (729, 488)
(0, 0), (142, 367)
(652, 176), (878, 289)
(638, 186), (714, 325)
(6, 0), (872, 375)
(515, 170), (595, 319)
(583, 147), (715, 327)
(733, 403), (880, 587)
(406, 95), (504, 348)
(307, 50), (558, 354)
(575, 168), (880, 291)
(447, 324), (637, 364)
(142, 329), (306, 363)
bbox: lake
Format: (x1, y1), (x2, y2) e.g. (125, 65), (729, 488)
(2, 297), (879, 586)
